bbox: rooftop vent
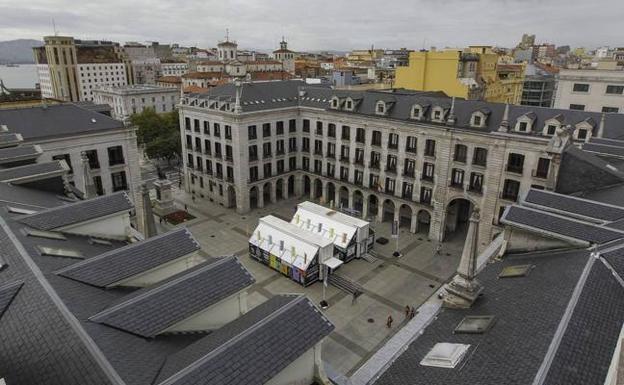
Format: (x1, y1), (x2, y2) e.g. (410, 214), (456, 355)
(454, 315), (495, 334)
(420, 343), (470, 368)
(89, 237), (113, 246)
(8, 206), (38, 215)
(38, 246), (83, 259)
(90, 118), (97, 123)
(25, 228), (67, 240)
(498, 264), (533, 278)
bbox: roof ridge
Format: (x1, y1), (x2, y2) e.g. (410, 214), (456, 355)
(0, 159), (62, 172)
(18, 191), (130, 222)
(157, 294), (304, 385)
(89, 256), (237, 321)
(54, 227), (197, 275)
(527, 188), (624, 211)
(512, 204), (624, 233)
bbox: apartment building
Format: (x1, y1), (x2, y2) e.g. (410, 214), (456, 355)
(33, 36), (128, 102)
(178, 80), (624, 246)
(554, 67), (624, 113)
(93, 84), (180, 121)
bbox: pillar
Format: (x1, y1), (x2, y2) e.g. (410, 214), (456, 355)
(270, 182), (277, 204)
(410, 213), (418, 233)
(321, 180), (327, 204)
(309, 180), (315, 200)
(376, 202), (384, 223)
(348, 190), (354, 210)
(283, 178), (289, 200)
(258, 189), (265, 208)
(393, 205), (400, 224)
(362, 197), (369, 219)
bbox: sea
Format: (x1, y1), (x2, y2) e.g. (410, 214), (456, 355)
(0, 64), (38, 89)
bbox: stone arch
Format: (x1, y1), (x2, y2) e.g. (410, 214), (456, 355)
(338, 186), (349, 209)
(227, 185), (236, 208)
(368, 194), (379, 221)
(262, 182), (272, 204)
(353, 190), (364, 215)
(399, 204), (413, 228)
(326, 181), (336, 206)
(249, 186), (259, 209)
(303, 175), (311, 195)
(287, 175), (295, 195)
(276, 179), (284, 200)
(444, 197), (475, 241)
(382, 199), (395, 222)
(417, 209), (431, 236)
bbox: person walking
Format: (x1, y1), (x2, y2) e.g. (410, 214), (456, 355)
(404, 305), (410, 318)
(409, 306), (416, 319)
(386, 315), (393, 328)
(435, 243), (442, 256)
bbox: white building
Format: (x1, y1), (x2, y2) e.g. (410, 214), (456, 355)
(93, 84), (180, 121)
(36, 64), (54, 98)
(554, 68), (624, 113)
(161, 62), (188, 76)
(78, 63), (127, 101)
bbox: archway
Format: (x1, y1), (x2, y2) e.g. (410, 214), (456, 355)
(287, 175), (295, 195)
(227, 185), (236, 208)
(399, 204), (412, 228)
(368, 194), (379, 221)
(339, 186), (349, 209)
(353, 190), (364, 216)
(249, 186), (259, 209)
(382, 199), (395, 222)
(444, 198), (474, 241)
(303, 175), (311, 195)
(276, 179), (284, 200)
(417, 209), (431, 235)
(326, 182), (336, 206)
(314, 179), (323, 199)
(262, 182), (272, 205)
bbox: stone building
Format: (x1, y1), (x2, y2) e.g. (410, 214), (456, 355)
(93, 84), (180, 122)
(554, 67), (624, 113)
(178, 80), (624, 248)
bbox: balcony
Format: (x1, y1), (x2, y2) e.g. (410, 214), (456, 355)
(276, 150), (285, 156)
(421, 175), (434, 182)
(314, 150), (323, 156)
(340, 175), (349, 182)
(215, 173), (224, 180)
(249, 154), (258, 161)
(468, 185), (483, 194)
(402, 191), (413, 200)
(385, 167), (397, 175)
(371, 141), (382, 148)
(302, 147), (310, 153)
(369, 162), (380, 170)
(532, 169), (549, 179)
(388, 144), (399, 151)
(500, 191), (518, 202)
(403, 171), (415, 179)
(204, 150), (212, 156)
(506, 165), (524, 175)
(340, 155), (350, 162)
(406, 147), (417, 154)
(214, 152), (223, 159)
(226, 176), (234, 183)
(225, 155), (233, 162)
(354, 158), (364, 166)
(449, 182), (464, 190)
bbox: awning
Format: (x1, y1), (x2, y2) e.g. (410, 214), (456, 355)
(323, 257), (344, 270)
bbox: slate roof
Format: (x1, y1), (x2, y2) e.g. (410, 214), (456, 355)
(0, 144), (41, 164)
(583, 142), (624, 158)
(556, 145), (624, 195)
(0, 160), (66, 182)
(0, 280), (23, 320)
(57, 228), (201, 287)
(155, 294), (334, 385)
(18, 192), (133, 230)
(523, 188), (624, 222)
(501, 205), (624, 244)
(90, 257), (255, 338)
(0, 103), (126, 141)
(0, 132), (22, 147)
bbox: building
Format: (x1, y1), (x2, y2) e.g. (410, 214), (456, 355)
(554, 68), (624, 113)
(33, 36), (128, 102)
(395, 47), (523, 103)
(129, 58), (161, 84)
(156, 75), (182, 89)
(533, 43), (556, 61)
(518, 33), (536, 49)
(272, 38), (296, 74)
(161, 61), (188, 76)
(92, 85), (180, 121)
(178, 79), (624, 247)
(521, 64), (558, 107)
(0, 163), (334, 384)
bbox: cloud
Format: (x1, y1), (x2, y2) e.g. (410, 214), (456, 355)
(0, 0), (620, 50)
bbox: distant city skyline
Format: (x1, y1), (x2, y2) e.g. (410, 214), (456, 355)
(0, 0), (621, 51)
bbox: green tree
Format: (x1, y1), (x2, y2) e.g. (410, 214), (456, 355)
(130, 108), (181, 164)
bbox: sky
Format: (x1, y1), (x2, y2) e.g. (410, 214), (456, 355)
(0, 0), (621, 51)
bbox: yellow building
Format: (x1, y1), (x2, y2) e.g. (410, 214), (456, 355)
(395, 46), (525, 104)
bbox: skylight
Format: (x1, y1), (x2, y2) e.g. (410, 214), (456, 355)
(25, 228), (67, 240)
(454, 316), (496, 334)
(8, 206), (38, 215)
(420, 343), (470, 368)
(38, 246), (83, 259)
(89, 237), (113, 246)
(498, 264), (533, 278)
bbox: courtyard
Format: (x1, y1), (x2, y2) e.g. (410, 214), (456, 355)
(157, 187), (465, 376)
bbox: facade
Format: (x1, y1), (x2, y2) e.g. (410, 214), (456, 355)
(33, 36), (127, 102)
(521, 64), (557, 107)
(178, 80), (624, 247)
(554, 68), (624, 113)
(486, 63), (526, 104)
(92, 85), (180, 121)
(161, 61), (188, 76)
(272, 38), (296, 74)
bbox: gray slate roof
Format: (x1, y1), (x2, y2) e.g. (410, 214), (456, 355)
(18, 191), (133, 230)
(90, 256), (255, 338)
(0, 280), (23, 320)
(155, 294), (334, 385)
(524, 188), (624, 222)
(0, 103), (125, 141)
(557, 146), (624, 195)
(57, 228), (201, 287)
(0, 160), (66, 182)
(0, 144), (41, 164)
(501, 205), (624, 244)
(0, 132), (22, 147)
(583, 142), (624, 158)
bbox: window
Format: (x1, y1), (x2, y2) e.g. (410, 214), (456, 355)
(388, 133), (399, 149)
(370, 151), (381, 169)
(518, 121), (528, 132)
(263, 163), (272, 178)
(577, 128), (588, 140)
(454, 144), (467, 162)
(194, 137), (202, 152)
(225, 145), (233, 161)
(355, 148), (364, 164)
(402, 182), (413, 199)
(225, 125), (232, 140)
(606, 85), (624, 95)
(213, 123), (221, 137)
(503, 154), (525, 176)
(206, 160), (213, 174)
(569, 104), (585, 111)
(263, 123), (271, 137)
(277, 159), (285, 174)
(341, 126), (350, 140)
(248, 125), (257, 140)
(472, 114), (482, 127)
(93, 176), (104, 195)
(111, 171), (128, 192)
(546, 124), (557, 135)
(346, 99), (353, 110)
(215, 163), (223, 179)
(303, 119), (310, 132)
(289, 137), (297, 152)
(52, 154), (72, 174)
(422, 162), (434, 181)
(327, 143), (335, 157)
(369, 173), (380, 190)
(602, 107), (619, 113)
(185, 117), (191, 130)
(572, 83), (589, 92)
(469, 173), (483, 193)
(276, 121), (284, 135)
(214, 143), (222, 158)
(107, 146), (124, 166)
(276, 140), (285, 155)
(535, 158), (550, 178)
(404, 159), (415, 177)
(385, 178), (396, 194)
(356, 127), (366, 143)
(425, 139), (436, 157)
(406, 136), (417, 153)
(302, 137), (310, 152)
(289, 157), (296, 171)
(331, 98), (339, 108)
(204, 140), (211, 155)
(316, 121), (323, 135)
(263, 142), (272, 157)
(289, 119), (297, 132)
(340, 166), (349, 181)
(314, 159), (322, 174)
(420, 186), (432, 204)
(326, 163), (335, 177)
(371, 131), (382, 146)
(194, 119), (200, 132)
(85, 150), (99, 169)
(502, 179), (520, 201)
(451, 169), (464, 187)
(376, 101), (386, 115)
(328, 123), (336, 138)
(302, 157), (310, 171)
(386, 155), (397, 173)
(473, 147), (487, 166)
(411, 105), (422, 119)
(340, 145), (350, 161)
(314, 140), (323, 155)
(354, 170), (363, 185)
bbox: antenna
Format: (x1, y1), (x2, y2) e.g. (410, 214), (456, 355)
(225, 28), (229, 42)
(52, 18), (58, 36)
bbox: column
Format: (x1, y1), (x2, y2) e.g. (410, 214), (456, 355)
(393, 205), (400, 224)
(348, 191), (354, 210)
(283, 178), (289, 200)
(270, 182), (277, 204)
(376, 202), (384, 223)
(410, 213), (418, 233)
(310, 180), (315, 200)
(321, 180), (327, 204)
(362, 197), (369, 219)
(258, 189), (265, 209)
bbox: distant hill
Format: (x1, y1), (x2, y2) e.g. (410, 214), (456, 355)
(0, 39), (43, 64)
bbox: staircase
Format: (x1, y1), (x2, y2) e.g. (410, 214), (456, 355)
(327, 274), (364, 297)
(361, 250), (378, 263)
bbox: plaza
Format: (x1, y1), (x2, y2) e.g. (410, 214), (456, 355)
(161, 186), (465, 376)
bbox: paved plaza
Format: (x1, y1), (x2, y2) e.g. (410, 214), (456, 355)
(156, 186), (464, 376)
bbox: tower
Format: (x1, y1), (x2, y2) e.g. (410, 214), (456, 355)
(273, 37), (295, 74)
(217, 29), (238, 61)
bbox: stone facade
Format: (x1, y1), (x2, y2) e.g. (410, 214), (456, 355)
(93, 84), (179, 122)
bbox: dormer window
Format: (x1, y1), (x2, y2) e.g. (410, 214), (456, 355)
(577, 128), (588, 140)
(545, 124), (557, 136)
(431, 107), (446, 122)
(471, 112), (487, 128)
(514, 112), (536, 133)
(376, 101), (386, 115)
(574, 119), (594, 142)
(331, 97), (340, 109)
(411, 105), (423, 120)
(518, 122), (528, 132)
(345, 98), (354, 111)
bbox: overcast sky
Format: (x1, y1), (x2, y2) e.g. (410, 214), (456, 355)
(0, 0), (621, 51)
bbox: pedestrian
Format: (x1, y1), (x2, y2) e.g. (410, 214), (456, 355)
(409, 306), (416, 319)
(404, 305), (410, 318)
(435, 243), (442, 255)
(386, 315), (393, 328)
(159, 217), (163, 224)
(352, 292), (357, 305)
(184, 204), (188, 211)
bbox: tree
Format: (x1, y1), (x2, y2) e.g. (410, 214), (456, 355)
(130, 108), (181, 164)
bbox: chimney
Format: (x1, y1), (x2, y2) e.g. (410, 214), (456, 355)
(234, 78), (243, 113)
(318, 223), (323, 232)
(446, 97), (457, 125)
(268, 235), (273, 245)
(306, 218), (311, 229)
(329, 228), (334, 238)
(80, 151), (96, 199)
(498, 103), (510, 132)
(442, 207), (483, 308)
(279, 240), (284, 251)
(597, 112), (606, 138)
(342, 232), (347, 244)
(141, 183), (157, 238)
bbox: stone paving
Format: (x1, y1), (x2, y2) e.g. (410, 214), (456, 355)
(159, 186), (465, 377)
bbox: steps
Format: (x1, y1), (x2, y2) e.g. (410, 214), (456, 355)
(361, 250), (378, 263)
(327, 274), (364, 297)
